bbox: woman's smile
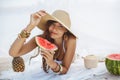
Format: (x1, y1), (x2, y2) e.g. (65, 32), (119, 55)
(50, 32), (58, 36)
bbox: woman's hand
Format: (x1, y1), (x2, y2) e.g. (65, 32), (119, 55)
(41, 50), (55, 67)
(30, 10), (46, 26)
(26, 10), (47, 32)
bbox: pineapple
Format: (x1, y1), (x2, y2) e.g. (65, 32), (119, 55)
(12, 57), (25, 72)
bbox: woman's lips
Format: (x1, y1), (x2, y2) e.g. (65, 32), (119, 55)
(51, 32), (57, 35)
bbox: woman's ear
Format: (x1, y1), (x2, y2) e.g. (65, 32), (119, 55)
(63, 31), (68, 40)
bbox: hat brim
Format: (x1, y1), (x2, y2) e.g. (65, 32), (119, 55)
(37, 13), (77, 38)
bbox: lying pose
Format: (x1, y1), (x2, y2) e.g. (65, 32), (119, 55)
(9, 10), (76, 74)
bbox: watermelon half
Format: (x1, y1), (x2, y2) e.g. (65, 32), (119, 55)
(35, 36), (58, 51)
(105, 53), (120, 75)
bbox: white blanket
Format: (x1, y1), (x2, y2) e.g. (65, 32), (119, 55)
(1, 57), (116, 80)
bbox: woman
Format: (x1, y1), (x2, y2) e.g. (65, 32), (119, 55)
(9, 10), (76, 74)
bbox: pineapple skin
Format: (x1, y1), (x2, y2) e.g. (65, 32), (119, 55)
(12, 57), (25, 72)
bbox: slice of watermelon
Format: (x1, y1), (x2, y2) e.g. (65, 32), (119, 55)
(35, 36), (58, 51)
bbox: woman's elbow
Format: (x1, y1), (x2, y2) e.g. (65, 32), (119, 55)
(62, 71), (68, 74)
(61, 67), (68, 74)
(9, 49), (19, 57)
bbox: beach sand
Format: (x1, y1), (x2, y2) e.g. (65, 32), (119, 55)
(0, 57), (12, 75)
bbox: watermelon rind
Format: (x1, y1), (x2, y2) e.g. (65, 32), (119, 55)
(105, 54), (120, 75)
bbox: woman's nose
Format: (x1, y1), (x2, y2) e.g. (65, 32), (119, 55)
(52, 26), (57, 31)
(52, 27), (57, 32)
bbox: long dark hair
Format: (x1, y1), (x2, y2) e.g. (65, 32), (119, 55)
(40, 20), (57, 73)
(31, 20), (75, 73)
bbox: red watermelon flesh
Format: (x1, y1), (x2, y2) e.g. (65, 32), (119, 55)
(107, 54), (120, 61)
(35, 37), (58, 51)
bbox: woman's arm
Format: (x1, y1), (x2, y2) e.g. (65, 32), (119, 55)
(38, 36), (76, 74)
(9, 10), (46, 57)
(61, 36), (76, 74)
(9, 35), (37, 57)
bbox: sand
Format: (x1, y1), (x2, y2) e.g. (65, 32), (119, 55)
(0, 57), (12, 75)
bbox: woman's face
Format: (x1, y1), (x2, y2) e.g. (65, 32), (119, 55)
(49, 22), (67, 39)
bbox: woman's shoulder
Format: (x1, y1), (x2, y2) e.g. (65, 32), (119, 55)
(64, 35), (76, 47)
(65, 35), (76, 43)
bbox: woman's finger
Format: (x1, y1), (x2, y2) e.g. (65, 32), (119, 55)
(43, 52), (51, 59)
(39, 10), (46, 13)
(43, 50), (53, 57)
(36, 12), (41, 16)
(35, 13), (42, 18)
(50, 50), (55, 55)
(37, 11), (46, 16)
(41, 51), (49, 59)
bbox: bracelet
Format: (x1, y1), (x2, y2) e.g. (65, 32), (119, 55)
(19, 29), (30, 38)
(52, 62), (59, 71)
(59, 64), (63, 72)
(53, 64), (63, 74)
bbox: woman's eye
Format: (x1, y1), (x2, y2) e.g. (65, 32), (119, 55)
(60, 26), (63, 27)
(51, 24), (54, 26)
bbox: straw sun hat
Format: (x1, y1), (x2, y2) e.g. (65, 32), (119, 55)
(37, 10), (76, 37)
